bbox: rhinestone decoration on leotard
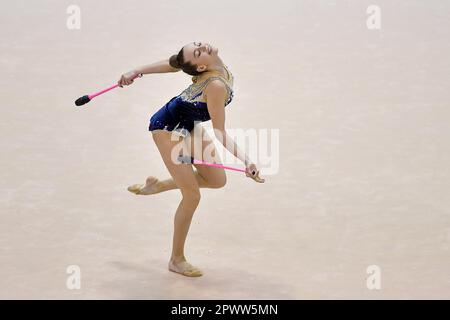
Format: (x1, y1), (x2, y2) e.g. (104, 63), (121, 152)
(179, 66), (234, 105)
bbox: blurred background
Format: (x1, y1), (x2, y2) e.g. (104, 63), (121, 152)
(0, 0), (449, 299)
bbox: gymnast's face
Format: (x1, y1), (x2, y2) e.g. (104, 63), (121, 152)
(182, 41), (218, 73)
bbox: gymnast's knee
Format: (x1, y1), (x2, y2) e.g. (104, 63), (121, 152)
(181, 188), (201, 203)
(209, 175), (227, 189)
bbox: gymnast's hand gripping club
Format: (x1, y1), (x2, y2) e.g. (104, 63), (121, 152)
(74, 72), (143, 106)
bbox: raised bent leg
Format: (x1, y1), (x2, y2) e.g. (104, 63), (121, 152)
(128, 125), (226, 195)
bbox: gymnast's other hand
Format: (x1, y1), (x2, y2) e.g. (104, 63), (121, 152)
(118, 70), (139, 87)
(245, 163), (265, 183)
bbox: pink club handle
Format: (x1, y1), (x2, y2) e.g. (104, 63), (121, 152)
(88, 84), (119, 100)
(88, 73), (142, 100)
(193, 159), (247, 173)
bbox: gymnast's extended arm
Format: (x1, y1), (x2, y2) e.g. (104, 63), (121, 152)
(118, 58), (179, 86)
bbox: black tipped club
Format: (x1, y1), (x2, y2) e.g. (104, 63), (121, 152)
(75, 95), (91, 106)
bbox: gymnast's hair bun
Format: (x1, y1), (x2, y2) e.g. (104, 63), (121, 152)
(169, 54), (181, 69)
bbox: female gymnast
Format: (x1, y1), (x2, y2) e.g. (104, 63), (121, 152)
(118, 41), (265, 277)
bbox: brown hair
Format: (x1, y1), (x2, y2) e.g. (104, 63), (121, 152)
(169, 47), (204, 76)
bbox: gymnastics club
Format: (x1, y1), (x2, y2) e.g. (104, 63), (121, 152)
(74, 73), (143, 106)
(177, 155), (255, 175)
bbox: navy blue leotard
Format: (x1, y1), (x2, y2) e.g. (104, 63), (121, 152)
(149, 65), (234, 137)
